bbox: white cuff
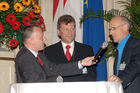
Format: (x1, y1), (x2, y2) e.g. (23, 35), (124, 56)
(78, 61), (83, 69)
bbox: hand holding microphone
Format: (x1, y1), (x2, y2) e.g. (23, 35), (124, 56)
(81, 56), (95, 66)
(92, 41), (108, 63)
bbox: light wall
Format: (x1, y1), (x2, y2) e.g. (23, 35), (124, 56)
(40, 0), (53, 46)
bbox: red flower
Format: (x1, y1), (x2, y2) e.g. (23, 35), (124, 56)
(6, 14), (16, 24)
(34, 22), (40, 26)
(0, 23), (4, 34)
(27, 11), (35, 19)
(37, 14), (41, 18)
(10, 39), (19, 48)
(38, 15), (44, 24)
(23, 16), (31, 26)
(11, 21), (20, 30)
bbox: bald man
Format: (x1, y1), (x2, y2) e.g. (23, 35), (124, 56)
(108, 16), (140, 93)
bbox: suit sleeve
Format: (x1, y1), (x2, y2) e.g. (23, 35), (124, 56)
(46, 58), (83, 76)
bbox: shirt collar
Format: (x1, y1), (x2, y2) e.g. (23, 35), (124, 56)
(61, 41), (74, 48)
(61, 41), (74, 55)
(27, 47), (38, 57)
(117, 34), (130, 50)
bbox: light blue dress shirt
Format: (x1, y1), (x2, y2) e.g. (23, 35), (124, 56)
(116, 34), (130, 76)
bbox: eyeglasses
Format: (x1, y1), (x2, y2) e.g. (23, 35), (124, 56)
(109, 23), (127, 32)
(60, 28), (75, 32)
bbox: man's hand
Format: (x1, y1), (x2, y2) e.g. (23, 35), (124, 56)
(108, 75), (122, 83)
(81, 56), (95, 66)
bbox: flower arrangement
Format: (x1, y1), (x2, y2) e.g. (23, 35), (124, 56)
(0, 0), (46, 49)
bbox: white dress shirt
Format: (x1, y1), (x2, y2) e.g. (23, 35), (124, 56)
(61, 41), (87, 74)
(61, 41), (74, 56)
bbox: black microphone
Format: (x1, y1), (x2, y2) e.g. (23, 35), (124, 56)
(93, 41), (108, 62)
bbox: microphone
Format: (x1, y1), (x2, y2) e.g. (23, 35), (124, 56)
(92, 41), (108, 62)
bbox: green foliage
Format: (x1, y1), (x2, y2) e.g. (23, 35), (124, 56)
(117, 0), (140, 38)
(80, 0), (140, 62)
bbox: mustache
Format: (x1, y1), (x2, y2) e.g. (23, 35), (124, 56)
(109, 35), (113, 41)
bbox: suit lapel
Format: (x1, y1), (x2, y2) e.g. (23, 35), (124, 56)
(114, 49), (118, 75)
(121, 36), (133, 64)
(58, 42), (70, 61)
(38, 52), (49, 73)
(23, 47), (46, 72)
(70, 41), (79, 62)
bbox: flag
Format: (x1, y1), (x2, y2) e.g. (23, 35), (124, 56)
(83, 0), (107, 81)
(53, 0), (83, 44)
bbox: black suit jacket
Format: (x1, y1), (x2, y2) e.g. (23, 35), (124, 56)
(113, 36), (140, 93)
(44, 41), (96, 82)
(15, 47), (83, 83)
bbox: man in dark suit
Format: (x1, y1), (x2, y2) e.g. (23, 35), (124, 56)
(15, 25), (95, 83)
(44, 15), (96, 82)
(108, 16), (140, 93)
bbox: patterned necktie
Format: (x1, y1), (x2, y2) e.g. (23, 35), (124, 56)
(37, 55), (44, 69)
(65, 45), (71, 61)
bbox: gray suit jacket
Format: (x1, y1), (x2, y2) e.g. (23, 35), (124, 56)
(15, 47), (82, 83)
(114, 36), (140, 93)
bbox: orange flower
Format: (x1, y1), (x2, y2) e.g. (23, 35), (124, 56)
(14, 3), (23, 12)
(34, 5), (41, 14)
(32, 0), (35, 5)
(22, 0), (31, 6)
(0, 2), (9, 11)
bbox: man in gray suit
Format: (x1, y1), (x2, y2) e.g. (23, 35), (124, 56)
(108, 16), (140, 93)
(15, 25), (95, 83)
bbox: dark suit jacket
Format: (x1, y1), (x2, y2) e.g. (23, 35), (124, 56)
(15, 47), (83, 83)
(113, 36), (140, 93)
(44, 41), (96, 82)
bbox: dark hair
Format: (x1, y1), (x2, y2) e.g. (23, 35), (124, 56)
(57, 15), (76, 30)
(22, 25), (41, 43)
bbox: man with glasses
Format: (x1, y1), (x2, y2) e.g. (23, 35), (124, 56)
(108, 16), (140, 93)
(44, 15), (96, 82)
